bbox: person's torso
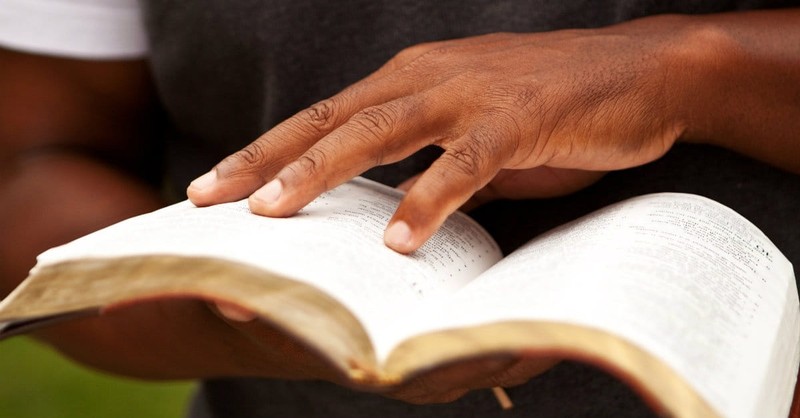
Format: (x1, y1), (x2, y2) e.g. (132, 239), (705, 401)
(138, 2), (800, 417)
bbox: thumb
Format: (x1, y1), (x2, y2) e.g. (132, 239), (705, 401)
(213, 301), (258, 322)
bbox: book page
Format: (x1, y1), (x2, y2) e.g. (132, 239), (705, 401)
(30, 177), (502, 346)
(395, 193), (797, 418)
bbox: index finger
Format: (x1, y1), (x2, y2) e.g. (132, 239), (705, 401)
(186, 74), (411, 206)
(186, 37), (472, 207)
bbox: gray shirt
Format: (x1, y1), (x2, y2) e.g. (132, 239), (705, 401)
(139, 1), (800, 416)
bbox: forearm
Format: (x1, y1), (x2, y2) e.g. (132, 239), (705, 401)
(0, 152), (162, 294)
(0, 51), (166, 290)
(0, 153), (332, 380)
(667, 8), (800, 173)
(0, 50), (344, 381)
(0, 152), (171, 375)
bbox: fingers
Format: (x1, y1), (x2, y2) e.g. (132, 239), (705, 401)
(209, 301), (340, 381)
(384, 123), (516, 253)
(187, 34), (512, 209)
(247, 93), (451, 217)
(186, 73), (417, 206)
(187, 100), (337, 205)
(188, 34), (558, 255)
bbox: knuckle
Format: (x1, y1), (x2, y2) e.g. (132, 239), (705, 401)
(393, 44), (454, 78)
(380, 44), (430, 76)
(479, 106), (524, 150)
(393, 41), (438, 65)
(438, 123), (520, 190)
(486, 84), (540, 119)
(481, 82), (543, 128)
(350, 105), (397, 138)
(412, 46), (450, 68)
(445, 126), (508, 175)
(237, 141), (268, 165)
(445, 146), (482, 177)
(217, 141), (270, 178)
(439, 146), (485, 193)
(301, 98), (340, 133)
(472, 122), (515, 155)
(293, 147), (327, 179)
(234, 142), (267, 165)
(288, 154), (330, 192)
(332, 104), (401, 167)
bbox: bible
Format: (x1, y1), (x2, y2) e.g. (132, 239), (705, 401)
(0, 177), (797, 417)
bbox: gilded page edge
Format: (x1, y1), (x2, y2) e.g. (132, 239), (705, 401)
(382, 321), (718, 418)
(0, 255), (379, 381)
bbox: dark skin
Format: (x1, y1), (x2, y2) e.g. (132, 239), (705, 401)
(2, 9), (799, 405)
(189, 11), (800, 253)
(0, 44), (550, 405)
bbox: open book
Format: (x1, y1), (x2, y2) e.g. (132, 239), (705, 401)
(0, 177), (797, 417)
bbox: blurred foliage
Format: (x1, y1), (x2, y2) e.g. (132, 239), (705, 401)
(0, 337), (194, 417)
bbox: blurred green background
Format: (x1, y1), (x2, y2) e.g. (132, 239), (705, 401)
(0, 336), (194, 417)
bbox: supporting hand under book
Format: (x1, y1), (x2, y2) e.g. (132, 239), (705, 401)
(215, 302), (558, 404)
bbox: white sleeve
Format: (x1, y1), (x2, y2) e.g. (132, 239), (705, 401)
(0, 0), (148, 59)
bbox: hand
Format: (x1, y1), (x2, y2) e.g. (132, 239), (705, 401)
(188, 15), (694, 253)
(216, 303), (558, 404)
(382, 356), (559, 405)
(209, 302), (343, 381)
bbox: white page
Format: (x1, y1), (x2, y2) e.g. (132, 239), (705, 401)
(31, 177), (502, 345)
(389, 193), (797, 418)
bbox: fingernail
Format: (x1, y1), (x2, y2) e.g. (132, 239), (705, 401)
(253, 179), (283, 205)
(385, 221), (413, 251)
(189, 170), (217, 191)
(216, 302), (257, 322)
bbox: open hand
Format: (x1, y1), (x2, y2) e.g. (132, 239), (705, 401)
(188, 15), (692, 253)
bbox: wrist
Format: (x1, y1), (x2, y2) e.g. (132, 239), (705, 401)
(0, 153), (162, 294)
(663, 16), (742, 146)
(658, 10), (800, 173)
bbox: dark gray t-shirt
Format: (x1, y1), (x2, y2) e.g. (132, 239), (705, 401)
(139, 1), (800, 416)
